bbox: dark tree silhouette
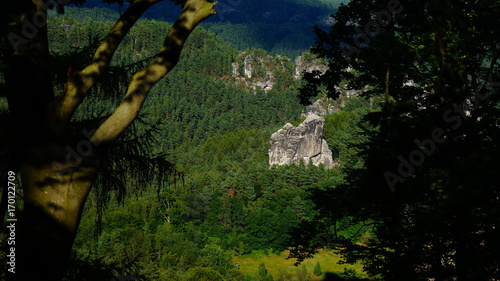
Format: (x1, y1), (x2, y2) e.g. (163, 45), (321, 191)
(297, 0), (500, 280)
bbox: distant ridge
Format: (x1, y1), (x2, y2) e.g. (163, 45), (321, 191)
(65, 0), (345, 57)
(72, 0), (345, 24)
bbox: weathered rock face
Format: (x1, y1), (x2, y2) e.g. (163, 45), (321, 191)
(293, 55), (328, 79)
(231, 51), (328, 92)
(302, 99), (339, 117)
(269, 114), (335, 168)
(232, 53), (276, 91)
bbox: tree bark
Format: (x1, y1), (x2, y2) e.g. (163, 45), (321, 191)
(15, 143), (100, 281)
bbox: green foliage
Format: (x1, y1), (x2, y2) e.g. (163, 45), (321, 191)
(254, 263), (275, 281)
(244, 208), (294, 251)
(36, 3), (389, 280)
(313, 262), (322, 277)
(323, 95), (377, 170)
(300, 0), (500, 280)
(197, 243), (234, 274)
(45, 5), (334, 278)
(183, 266), (226, 281)
(296, 264), (310, 281)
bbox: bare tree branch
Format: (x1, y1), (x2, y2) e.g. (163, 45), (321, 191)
(91, 0), (217, 144)
(50, 0), (163, 132)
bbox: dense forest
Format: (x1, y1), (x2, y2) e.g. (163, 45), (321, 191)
(1, 0), (499, 280)
(47, 8), (373, 280)
(1, 2), (372, 280)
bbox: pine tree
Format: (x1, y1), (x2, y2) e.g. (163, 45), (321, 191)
(313, 262), (322, 277)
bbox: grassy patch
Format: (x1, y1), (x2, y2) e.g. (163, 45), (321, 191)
(233, 249), (366, 280)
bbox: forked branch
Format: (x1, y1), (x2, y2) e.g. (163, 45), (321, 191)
(51, 0), (163, 130)
(91, 0), (217, 143)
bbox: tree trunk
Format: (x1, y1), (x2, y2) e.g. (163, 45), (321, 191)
(12, 141), (101, 281)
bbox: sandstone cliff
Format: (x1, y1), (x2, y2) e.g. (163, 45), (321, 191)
(293, 54), (328, 79)
(269, 114), (335, 168)
(231, 51), (327, 92)
(302, 99), (339, 117)
(231, 52), (281, 91)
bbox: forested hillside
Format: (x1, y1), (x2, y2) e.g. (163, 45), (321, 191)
(33, 7), (374, 281)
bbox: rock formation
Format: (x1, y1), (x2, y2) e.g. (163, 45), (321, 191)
(231, 51), (329, 92)
(293, 55), (328, 79)
(231, 52), (276, 91)
(269, 114), (335, 168)
(302, 99), (339, 117)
